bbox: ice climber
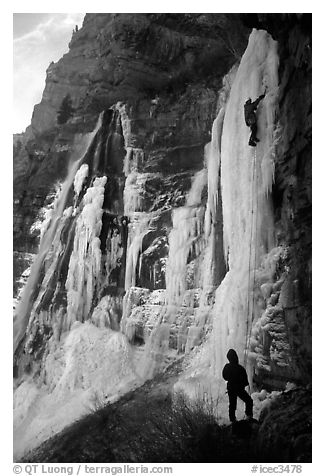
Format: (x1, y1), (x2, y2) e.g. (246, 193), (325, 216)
(222, 349), (253, 423)
(244, 92), (266, 147)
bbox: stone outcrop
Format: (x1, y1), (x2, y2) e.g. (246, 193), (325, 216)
(257, 386), (311, 462)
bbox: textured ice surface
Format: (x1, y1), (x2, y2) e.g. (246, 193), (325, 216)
(73, 163), (89, 197)
(30, 182), (63, 241)
(14, 322), (139, 459)
(124, 212), (156, 290)
(176, 29), (279, 399)
(66, 176), (107, 327)
(166, 169), (207, 305)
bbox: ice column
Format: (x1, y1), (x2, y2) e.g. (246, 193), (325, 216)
(73, 164), (89, 198)
(183, 29), (279, 386)
(65, 176), (107, 327)
(212, 29), (279, 373)
(165, 169), (207, 305)
(124, 212), (153, 290)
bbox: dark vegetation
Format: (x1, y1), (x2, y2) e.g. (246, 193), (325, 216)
(57, 94), (75, 125)
(21, 360), (311, 463)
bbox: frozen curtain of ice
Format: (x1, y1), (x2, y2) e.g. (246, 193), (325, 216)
(124, 29), (280, 389)
(14, 29), (281, 455)
(175, 29), (279, 400)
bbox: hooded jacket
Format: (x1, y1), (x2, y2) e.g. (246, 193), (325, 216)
(244, 94), (265, 126)
(222, 349), (249, 392)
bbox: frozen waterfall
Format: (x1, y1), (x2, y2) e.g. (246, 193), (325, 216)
(214, 28), (278, 371)
(178, 29), (279, 399)
(14, 27), (282, 456)
(13, 115), (104, 353)
(13, 110), (140, 459)
(122, 29), (279, 387)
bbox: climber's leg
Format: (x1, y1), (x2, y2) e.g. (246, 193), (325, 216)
(250, 123), (259, 143)
(237, 389), (253, 418)
(248, 125), (256, 146)
(228, 391), (238, 422)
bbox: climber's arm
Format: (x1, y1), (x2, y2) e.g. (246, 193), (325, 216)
(252, 93), (266, 109)
(222, 364), (230, 381)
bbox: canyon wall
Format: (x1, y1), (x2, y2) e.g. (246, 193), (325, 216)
(13, 14), (311, 458)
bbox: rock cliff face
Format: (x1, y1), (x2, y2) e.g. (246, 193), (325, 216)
(14, 13), (247, 250)
(13, 13), (311, 458)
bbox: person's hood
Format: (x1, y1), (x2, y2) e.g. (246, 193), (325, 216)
(227, 349), (239, 364)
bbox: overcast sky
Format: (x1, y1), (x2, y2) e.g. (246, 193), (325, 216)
(13, 13), (84, 133)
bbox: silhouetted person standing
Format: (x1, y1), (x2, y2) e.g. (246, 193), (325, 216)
(244, 92), (265, 147)
(222, 349), (253, 422)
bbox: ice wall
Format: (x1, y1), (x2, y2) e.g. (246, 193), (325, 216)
(216, 28), (278, 368)
(176, 29), (279, 402)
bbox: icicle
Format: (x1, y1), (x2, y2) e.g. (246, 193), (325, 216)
(105, 229), (123, 282)
(124, 172), (156, 214)
(204, 107), (225, 238)
(165, 169), (207, 305)
(65, 176), (107, 327)
(123, 147), (144, 176)
(124, 173), (144, 214)
(73, 164), (89, 198)
(124, 212), (153, 290)
(91, 295), (122, 330)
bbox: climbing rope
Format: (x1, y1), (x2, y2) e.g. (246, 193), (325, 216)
(244, 147), (258, 369)
(251, 147), (260, 343)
